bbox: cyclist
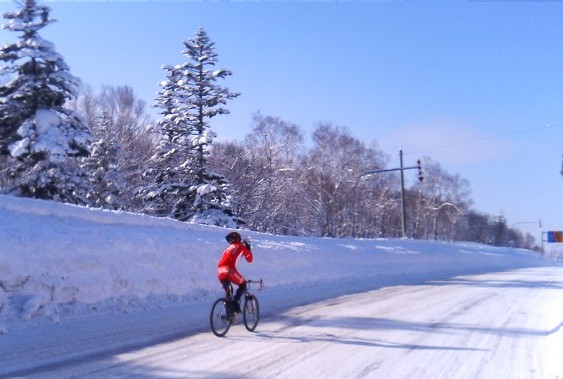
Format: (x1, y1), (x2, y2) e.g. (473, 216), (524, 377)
(217, 231), (253, 314)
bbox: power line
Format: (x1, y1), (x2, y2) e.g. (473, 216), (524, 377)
(403, 121), (562, 158)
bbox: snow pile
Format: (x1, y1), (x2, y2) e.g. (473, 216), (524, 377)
(0, 194), (553, 332)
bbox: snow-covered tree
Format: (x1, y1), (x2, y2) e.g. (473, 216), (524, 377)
(410, 158), (471, 242)
(71, 85), (155, 211)
(81, 111), (126, 209)
(140, 28), (239, 226)
(0, 0), (91, 204)
(300, 124), (389, 238)
(210, 113), (305, 234)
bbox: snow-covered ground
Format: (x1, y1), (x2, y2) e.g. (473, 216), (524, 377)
(0, 195), (561, 378)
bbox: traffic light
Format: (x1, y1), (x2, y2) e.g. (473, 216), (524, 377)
(417, 159), (424, 182)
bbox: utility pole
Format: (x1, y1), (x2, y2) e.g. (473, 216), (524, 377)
(399, 150), (407, 239)
(357, 150), (423, 238)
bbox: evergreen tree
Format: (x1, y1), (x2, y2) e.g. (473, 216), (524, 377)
(141, 28), (239, 226)
(0, 0), (91, 204)
(81, 111), (126, 209)
(71, 84), (155, 211)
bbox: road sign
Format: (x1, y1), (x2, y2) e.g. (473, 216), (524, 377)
(547, 231), (563, 243)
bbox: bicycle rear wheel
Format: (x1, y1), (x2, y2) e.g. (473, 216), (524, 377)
(243, 295), (260, 332)
(210, 298), (232, 337)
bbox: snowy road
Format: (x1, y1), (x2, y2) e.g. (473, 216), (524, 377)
(7, 267), (562, 379)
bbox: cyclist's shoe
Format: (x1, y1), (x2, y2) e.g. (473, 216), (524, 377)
(231, 301), (242, 314)
(225, 304), (233, 318)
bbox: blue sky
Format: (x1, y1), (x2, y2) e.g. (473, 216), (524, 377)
(1, 1), (562, 247)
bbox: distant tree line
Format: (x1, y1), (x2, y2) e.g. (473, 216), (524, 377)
(208, 115), (538, 250)
(0, 0), (539, 250)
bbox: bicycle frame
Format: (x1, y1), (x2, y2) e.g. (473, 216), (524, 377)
(210, 278), (263, 337)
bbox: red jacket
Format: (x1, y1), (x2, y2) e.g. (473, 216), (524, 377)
(218, 242), (253, 268)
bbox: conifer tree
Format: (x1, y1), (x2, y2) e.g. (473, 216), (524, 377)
(141, 28), (239, 226)
(71, 84), (155, 211)
(81, 112), (126, 209)
(0, 0), (91, 204)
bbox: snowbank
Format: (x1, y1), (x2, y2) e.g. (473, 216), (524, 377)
(0, 195), (553, 331)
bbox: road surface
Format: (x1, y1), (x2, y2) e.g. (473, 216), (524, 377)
(3, 267), (563, 379)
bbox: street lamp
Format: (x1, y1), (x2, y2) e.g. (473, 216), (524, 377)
(354, 150), (423, 238)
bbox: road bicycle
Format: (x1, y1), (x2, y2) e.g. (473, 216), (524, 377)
(210, 279), (263, 337)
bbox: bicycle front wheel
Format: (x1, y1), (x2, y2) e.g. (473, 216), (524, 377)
(210, 298), (232, 337)
(243, 295), (260, 332)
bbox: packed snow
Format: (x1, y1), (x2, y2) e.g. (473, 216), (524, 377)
(0, 194), (561, 378)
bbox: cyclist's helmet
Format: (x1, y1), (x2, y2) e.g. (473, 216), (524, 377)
(225, 231), (242, 244)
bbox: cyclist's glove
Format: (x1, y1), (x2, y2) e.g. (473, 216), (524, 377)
(243, 239), (251, 250)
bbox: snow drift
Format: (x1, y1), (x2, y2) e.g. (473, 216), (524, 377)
(0, 194), (553, 330)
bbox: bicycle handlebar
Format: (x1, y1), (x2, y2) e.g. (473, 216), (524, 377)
(247, 279), (264, 290)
